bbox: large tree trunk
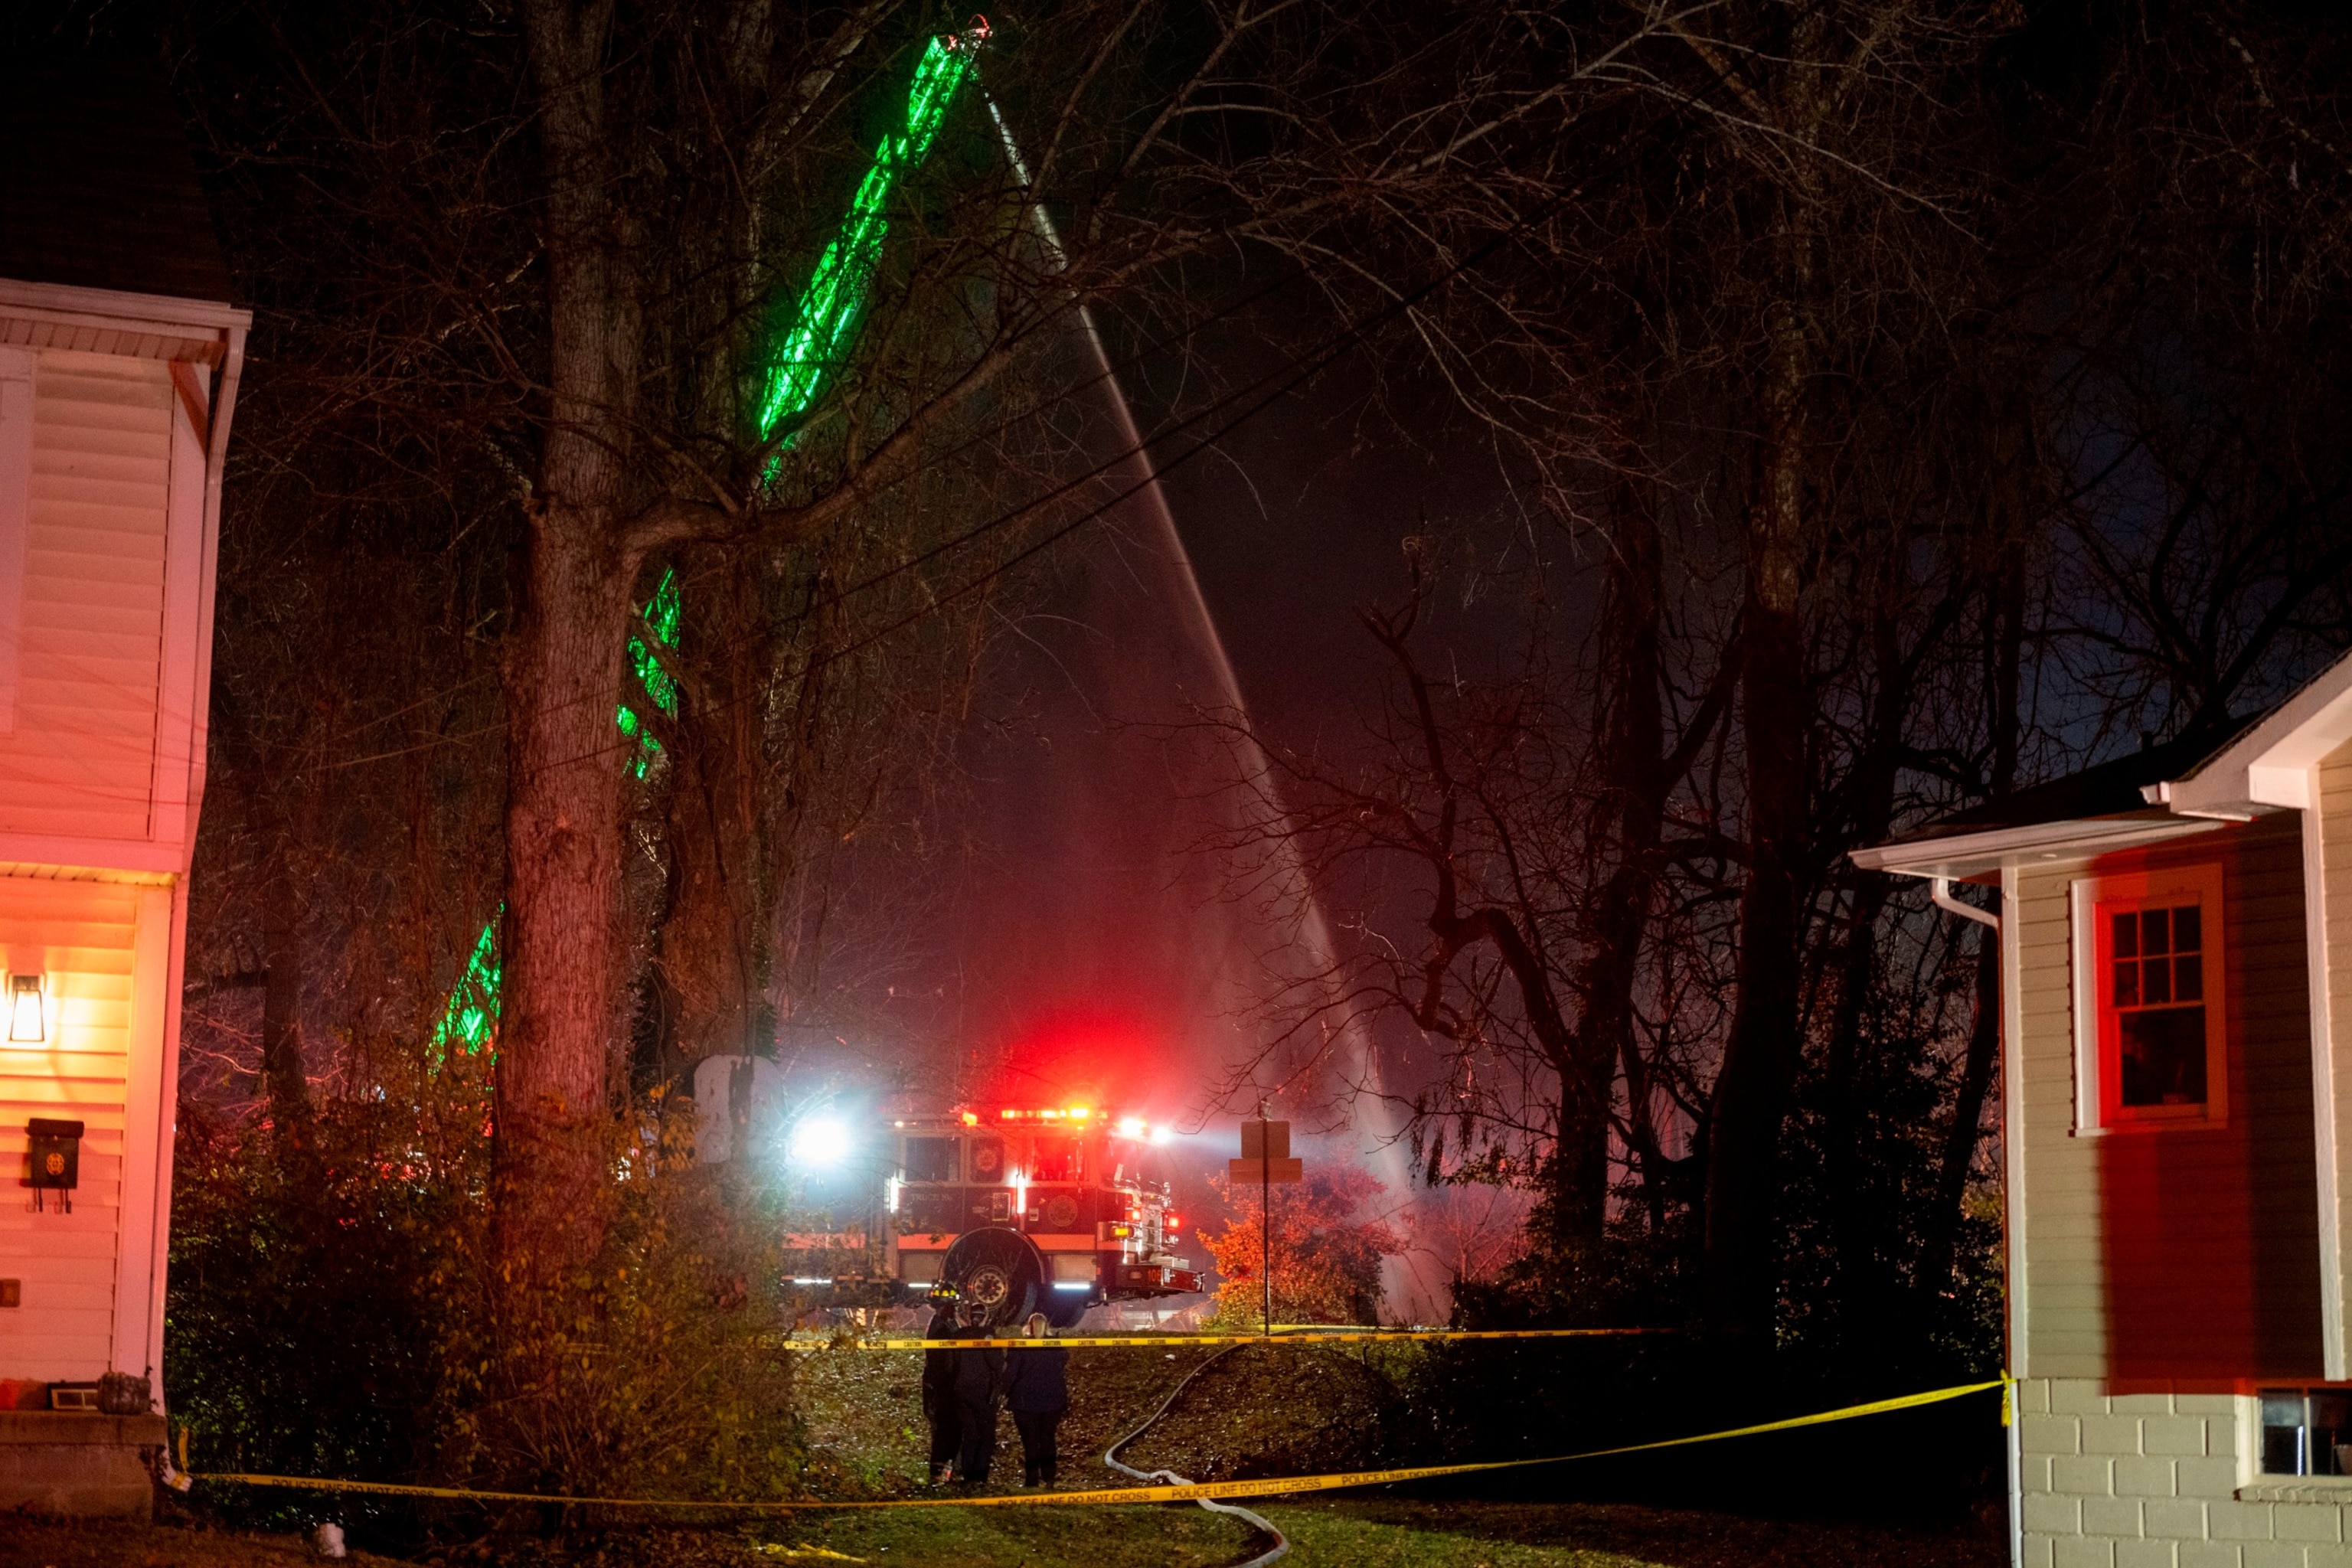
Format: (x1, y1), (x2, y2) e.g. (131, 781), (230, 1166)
(1704, 283), (1813, 1348)
(656, 556), (772, 1064)
(1819, 583), (1915, 1341)
(495, 528), (641, 1264)
(259, 847), (308, 1125)
(1919, 547), (2025, 1300)
(494, 0), (645, 1279)
(1467, 912), (1606, 1256)
(1578, 489), (1668, 1231)
(1919, 927), (2001, 1300)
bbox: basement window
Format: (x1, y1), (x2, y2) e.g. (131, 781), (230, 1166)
(2071, 864), (2228, 1131)
(2262, 1391), (2352, 1476)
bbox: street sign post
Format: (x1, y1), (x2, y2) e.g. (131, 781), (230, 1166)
(1230, 1115), (1302, 1331)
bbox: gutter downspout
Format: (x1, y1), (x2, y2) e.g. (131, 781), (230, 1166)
(1929, 873), (2015, 1568)
(1933, 874), (2001, 933)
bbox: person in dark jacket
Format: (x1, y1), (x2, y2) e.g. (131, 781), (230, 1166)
(952, 1302), (1008, 1485)
(1002, 1312), (1070, 1486)
(920, 1305), (965, 1485)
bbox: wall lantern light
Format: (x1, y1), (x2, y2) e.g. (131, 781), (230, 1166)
(8, 974), (44, 1043)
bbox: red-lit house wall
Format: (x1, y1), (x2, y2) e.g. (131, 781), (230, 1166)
(2092, 815), (2322, 1388)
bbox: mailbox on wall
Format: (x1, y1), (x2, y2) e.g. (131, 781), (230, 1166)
(26, 1119), (80, 1214)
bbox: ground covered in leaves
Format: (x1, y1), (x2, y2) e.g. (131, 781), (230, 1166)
(792, 1334), (1414, 1494)
(0, 1517), (413, 1568)
(2, 1336), (2001, 1566)
(0, 1503), (2004, 1567)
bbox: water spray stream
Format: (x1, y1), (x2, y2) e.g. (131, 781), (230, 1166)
(985, 98), (1432, 1320)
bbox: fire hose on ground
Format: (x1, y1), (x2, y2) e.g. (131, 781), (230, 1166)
(1101, 1343), (1289, 1566)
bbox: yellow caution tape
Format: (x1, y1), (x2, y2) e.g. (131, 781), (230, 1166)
(777, 1326), (1679, 1351)
(191, 1375), (2007, 1510)
(756, 1547), (867, 1562)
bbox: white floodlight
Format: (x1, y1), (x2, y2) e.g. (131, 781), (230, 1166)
(787, 1117), (852, 1168)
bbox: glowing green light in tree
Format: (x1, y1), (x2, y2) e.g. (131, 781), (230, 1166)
(616, 566), (682, 779)
(757, 34), (973, 443)
(433, 913), (503, 1057)
(433, 35), (973, 1062)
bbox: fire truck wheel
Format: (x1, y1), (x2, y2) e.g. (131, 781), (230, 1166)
(939, 1227), (1044, 1330)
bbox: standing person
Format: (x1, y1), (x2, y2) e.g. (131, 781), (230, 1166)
(1003, 1312), (1070, 1487)
(952, 1302), (1008, 1485)
(920, 1303), (965, 1485)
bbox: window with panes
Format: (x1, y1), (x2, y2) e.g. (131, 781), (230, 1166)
(2076, 865), (2227, 1130)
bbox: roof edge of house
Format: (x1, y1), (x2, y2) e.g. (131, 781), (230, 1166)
(2148, 645), (2352, 819)
(1857, 643), (2352, 879)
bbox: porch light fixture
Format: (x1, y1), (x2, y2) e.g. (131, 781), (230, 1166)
(7, 974), (43, 1044)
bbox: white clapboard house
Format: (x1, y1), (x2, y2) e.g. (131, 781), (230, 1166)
(0, 63), (244, 1513)
(1860, 644), (2352, 1567)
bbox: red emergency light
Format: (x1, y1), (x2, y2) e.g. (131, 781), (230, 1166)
(974, 1106), (1173, 1144)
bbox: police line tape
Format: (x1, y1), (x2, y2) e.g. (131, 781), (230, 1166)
(188, 1375), (2009, 1510)
(775, 1326), (1681, 1351)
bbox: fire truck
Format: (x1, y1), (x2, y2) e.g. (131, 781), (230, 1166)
(785, 1105), (1200, 1327)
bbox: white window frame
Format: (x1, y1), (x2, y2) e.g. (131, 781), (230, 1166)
(2070, 861), (2229, 1133)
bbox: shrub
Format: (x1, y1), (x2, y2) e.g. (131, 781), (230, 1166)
(1197, 1165), (1403, 1328)
(166, 1084), (803, 1542)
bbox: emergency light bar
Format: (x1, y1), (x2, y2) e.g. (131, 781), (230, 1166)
(973, 1106), (1174, 1143)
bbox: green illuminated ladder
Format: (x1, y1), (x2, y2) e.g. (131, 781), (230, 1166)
(433, 36), (975, 1058)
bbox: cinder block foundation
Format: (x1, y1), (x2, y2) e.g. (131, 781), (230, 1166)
(0, 1411), (163, 1517)
(2017, 1378), (2352, 1567)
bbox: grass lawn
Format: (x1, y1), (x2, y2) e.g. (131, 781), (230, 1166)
(0, 1499), (2004, 1567)
(0, 1516), (415, 1567)
(12, 1335), (1997, 1565)
(1259, 1499), (2004, 1566)
(737, 1497), (2002, 1566)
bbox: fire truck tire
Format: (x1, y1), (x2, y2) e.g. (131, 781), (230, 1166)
(939, 1227), (1044, 1329)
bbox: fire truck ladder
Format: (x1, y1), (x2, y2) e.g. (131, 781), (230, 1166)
(430, 30), (978, 1058)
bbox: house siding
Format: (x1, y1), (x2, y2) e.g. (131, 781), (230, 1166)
(0, 350), (169, 843)
(2017, 855), (2102, 1374)
(2013, 811), (2341, 1566)
(0, 871), (145, 1381)
(2016, 812), (2322, 1384)
(0, 143), (239, 1506)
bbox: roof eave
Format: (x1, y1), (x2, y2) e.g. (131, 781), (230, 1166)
(2151, 647), (2352, 818)
(1851, 812), (2227, 880)
(0, 277), (250, 369)
(0, 276), (245, 328)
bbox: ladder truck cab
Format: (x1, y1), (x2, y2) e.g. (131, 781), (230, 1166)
(889, 1106), (1199, 1328)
